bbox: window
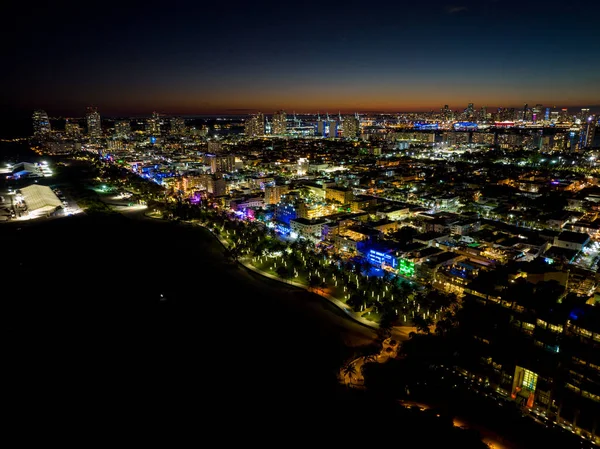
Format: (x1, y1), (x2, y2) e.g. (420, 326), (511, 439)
(548, 323), (563, 333)
(522, 369), (538, 391)
(566, 383), (580, 393)
(538, 390), (550, 405)
(536, 319), (547, 329)
(576, 327), (592, 338)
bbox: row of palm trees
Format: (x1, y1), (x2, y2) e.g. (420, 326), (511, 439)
(164, 201), (461, 336)
(89, 153), (460, 335)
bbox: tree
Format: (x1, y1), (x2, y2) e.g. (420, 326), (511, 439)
(342, 363), (357, 381)
(413, 315), (433, 334)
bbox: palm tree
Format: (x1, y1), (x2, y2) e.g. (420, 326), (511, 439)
(342, 363), (357, 381)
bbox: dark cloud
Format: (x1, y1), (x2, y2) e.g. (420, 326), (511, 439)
(446, 5), (468, 14)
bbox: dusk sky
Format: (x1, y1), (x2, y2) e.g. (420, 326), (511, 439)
(2, 0), (600, 117)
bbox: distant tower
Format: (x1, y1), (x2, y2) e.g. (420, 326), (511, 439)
(170, 117), (185, 136)
(86, 107), (102, 138)
(342, 115), (360, 138)
(272, 110), (287, 135)
(65, 119), (81, 138)
(465, 103), (474, 119)
(32, 109), (51, 136)
(115, 120), (132, 139)
(579, 116), (597, 149)
(328, 120), (338, 138)
(146, 111), (161, 136)
(244, 112), (265, 137)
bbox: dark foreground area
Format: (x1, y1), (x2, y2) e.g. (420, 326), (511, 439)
(3, 213), (488, 447)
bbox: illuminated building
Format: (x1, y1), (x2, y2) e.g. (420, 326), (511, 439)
(265, 185), (288, 205)
(208, 154), (236, 174)
(114, 120), (131, 139)
(290, 217), (328, 241)
(325, 187), (353, 205)
(208, 174), (227, 196)
(441, 104), (452, 121)
(342, 115), (360, 138)
(245, 112), (265, 137)
(86, 107), (101, 138)
(465, 102), (474, 119)
(471, 132), (495, 145)
(578, 116), (596, 149)
(65, 120), (81, 138)
(297, 157), (309, 176)
(532, 104), (543, 123)
(146, 111), (161, 136)
(170, 117), (185, 135)
(316, 117), (337, 137)
(559, 108), (569, 122)
(328, 120), (337, 137)
(207, 141), (223, 154)
(367, 247), (399, 271)
(32, 109), (51, 136)
(271, 110), (287, 135)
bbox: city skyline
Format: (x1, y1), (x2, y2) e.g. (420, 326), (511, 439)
(2, 0), (600, 117)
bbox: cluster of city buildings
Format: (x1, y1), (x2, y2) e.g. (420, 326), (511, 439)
(29, 104), (600, 441)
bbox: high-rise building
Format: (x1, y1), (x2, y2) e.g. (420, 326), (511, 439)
(465, 103), (474, 119)
(316, 119), (338, 137)
(271, 110), (287, 135)
(86, 107), (102, 138)
(579, 108), (591, 122)
(579, 116), (597, 149)
(559, 108), (569, 122)
(342, 115), (360, 138)
(208, 154), (236, 174)
(146, 111), (161, 136)
(317, 119), (326, 137)
(479, 106), (487, 121)
(170, 117), (186, 135)
(32, 109), (51, 136)
(114, 120), (131, 139)
(65, 119), (81, 138)
(328, 120), (338, 137)
(208, 174), (227, 196)
(532, 104), (543, 123)
(244, 113), (265, 137)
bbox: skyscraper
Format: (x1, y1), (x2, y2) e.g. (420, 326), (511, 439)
(146, 111), (161, 136)
(342, 115), (360, 138)
(579, 116), (597, 149)
(86, 107), (101, 138)
(32, 109), (51, 136)
(328, 120), (338, 137)
(114, 120), (131, 139)
(465, 103), (474, 119)
(272, 110), (287, 135)
(244, 113), (265, 137)
(65, 119), (81, 138)
(170, 117), (185, 135)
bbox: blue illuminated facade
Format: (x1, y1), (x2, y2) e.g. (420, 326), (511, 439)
(274, 203), (297, 225)
(366, 248), (398, 269)
(414, 123), (439, 130)
(454, 122), (478, 130)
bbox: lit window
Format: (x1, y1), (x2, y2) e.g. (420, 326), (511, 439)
(522, 369), (538, 391)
